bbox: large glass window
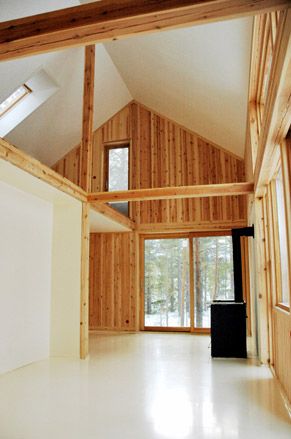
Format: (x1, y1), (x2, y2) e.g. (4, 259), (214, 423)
(274, 167), (290, 308)
(104, 145), (129, 216)
(143, 235), (234, 330)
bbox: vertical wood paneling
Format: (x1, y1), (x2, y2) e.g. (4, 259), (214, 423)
(52, 145), (81, 187)
(102, 105), (131, 143)
(273, 309), (291, 403)
(89, 232), (138, 331)
(91, 129), (102, 192)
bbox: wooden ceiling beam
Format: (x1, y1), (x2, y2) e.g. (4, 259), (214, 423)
(0, 0), (290, 61)
(88, 182), (254, 203)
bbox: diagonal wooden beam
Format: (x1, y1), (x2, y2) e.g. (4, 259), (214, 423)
(88, 182), (254, 203)
(0, 0), (289, 61)
(80, 45), (95, 192)
(0, 137), (87, 201)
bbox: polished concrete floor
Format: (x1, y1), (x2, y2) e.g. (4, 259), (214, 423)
(0, 333), (290, 439)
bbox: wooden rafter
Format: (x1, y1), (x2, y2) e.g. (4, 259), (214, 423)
(88, 182), (254, 203)
(0, 0), (289, 61)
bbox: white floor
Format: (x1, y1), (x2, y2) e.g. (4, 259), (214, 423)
(0, 333), (290, 439)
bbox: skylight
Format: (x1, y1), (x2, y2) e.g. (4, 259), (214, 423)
(0, 84), (31, 118)
(0, 69), (59, 138)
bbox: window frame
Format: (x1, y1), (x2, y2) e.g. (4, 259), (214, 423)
(271, 151), (291, 312)
(140, 231), (237, 333)
(0, 84), (31, 118)
(103, 142), (130, 192)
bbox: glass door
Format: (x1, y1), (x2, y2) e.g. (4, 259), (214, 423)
(144, 238), (190, 328)
(192, 235), (234, 329)
(143, 234), (234, 332)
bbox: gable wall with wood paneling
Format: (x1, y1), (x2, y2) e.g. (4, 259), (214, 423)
(130, 103), (246, 226)
(52, 102), (248, 334)
(53, 101), (247, 227)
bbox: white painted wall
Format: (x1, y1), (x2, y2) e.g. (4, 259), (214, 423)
(0, 181), (53, 374)
(50, 200), (82, 358)
(0, 160), (84, 373)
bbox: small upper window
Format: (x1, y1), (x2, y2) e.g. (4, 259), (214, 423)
(107, 146), (129, 191)
(0, 84), (31, 118)
(104, 144), (129, 216)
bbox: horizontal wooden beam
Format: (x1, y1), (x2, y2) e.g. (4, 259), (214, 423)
(137, 220), (248, 233)
(88, 182), (254, 203)
(90, 202), (135, 230)
(0, 137), (87, 202)
(0, 0), (289, 61)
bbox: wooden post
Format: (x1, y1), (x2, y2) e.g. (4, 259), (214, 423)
(80, 202), (90, 359)
(139, 237), (145, 330)
(254, 197), (270, 364)
(134, 231), (140, 331)
(80, 44), (95, 192)
(189, 236), (195, 331)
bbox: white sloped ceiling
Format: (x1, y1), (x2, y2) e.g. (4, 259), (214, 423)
(105, 18), (253, 158)
(1, 45), (132, 166)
